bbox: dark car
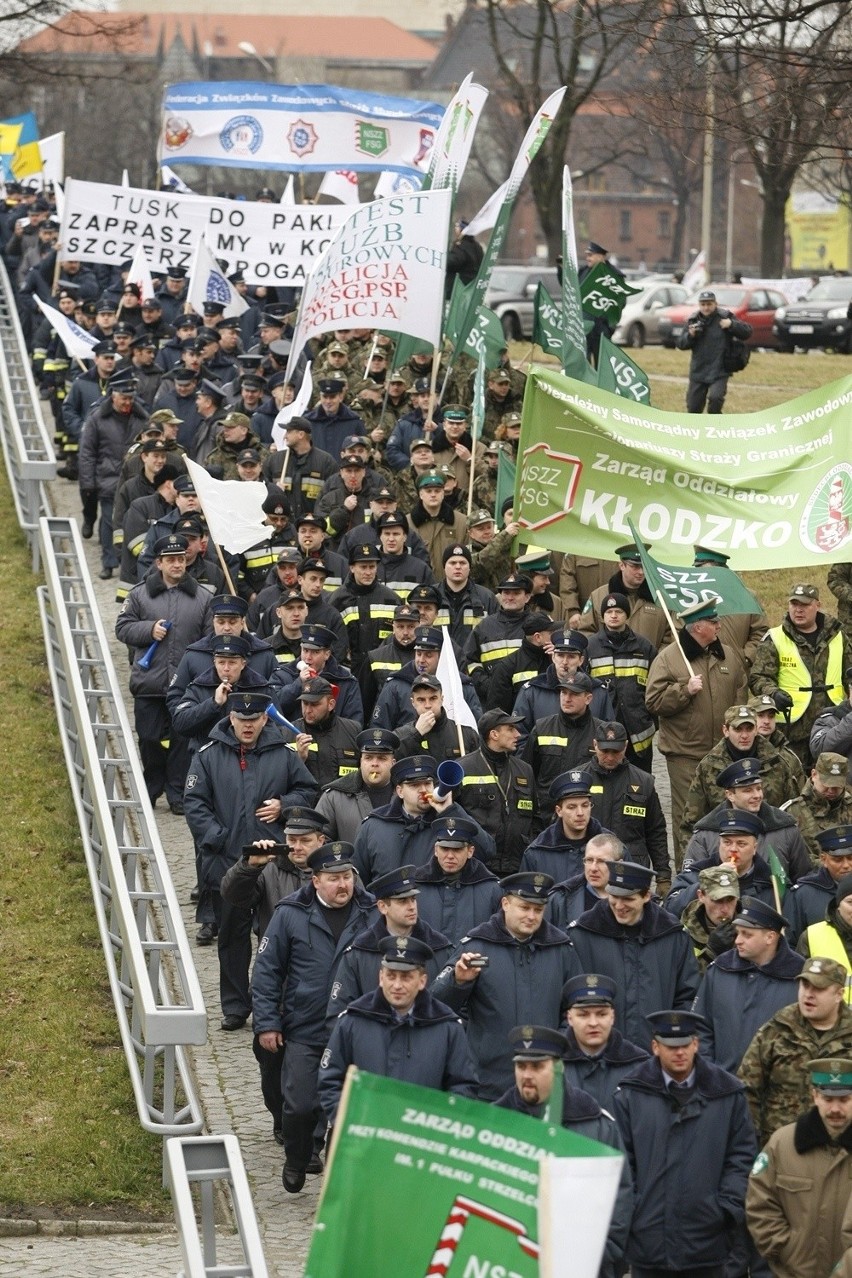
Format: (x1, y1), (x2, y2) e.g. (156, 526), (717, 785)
(484, 265), (560, 340)
(656, 284), (789, 349)
(773, 276), (852, 353)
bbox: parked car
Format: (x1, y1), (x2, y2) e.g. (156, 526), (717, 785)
(484, 265), (560, 340)
(611, 282), (690, 347)
(656, 284), (789, 348)
(773, 276), (852, 353)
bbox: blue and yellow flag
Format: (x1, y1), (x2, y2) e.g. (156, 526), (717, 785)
(1, 113), (41, 180)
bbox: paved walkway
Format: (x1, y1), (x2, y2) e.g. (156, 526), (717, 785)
(3, 475), (675, 1276)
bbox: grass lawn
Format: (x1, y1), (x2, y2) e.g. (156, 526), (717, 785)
(0, 469), (168, 1218)
(510, 340), (851, 624)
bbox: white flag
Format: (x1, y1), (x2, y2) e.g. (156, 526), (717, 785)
(52, 179), (65, 222)
(465, 180), (510, 238)
(682, 250), (707, 292)
(437, 628), (478, 732)
(33, 295), (98, 362)
(374, 170), (423, 199)
(160, 164), (193, 194)
(121, 168), (130, 187)
(39, 132), (65, 187)
(317, 169), (360, 204)
(126, 242), (156, 303)
(184, 459), (268, 555)
(280, 175), (296, 205)
(271, 361), (313, 449)
(186, 237), (248, 318)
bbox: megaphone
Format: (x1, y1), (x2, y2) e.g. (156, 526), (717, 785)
(434, 759), (464, 801)
(265, 702), (301, 735)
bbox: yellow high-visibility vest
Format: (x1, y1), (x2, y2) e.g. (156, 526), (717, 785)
(804, 921), (852, 1004)
(767, 626), (844, 723)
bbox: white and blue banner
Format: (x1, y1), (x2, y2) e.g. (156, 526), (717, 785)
(159, 82), (443, 176)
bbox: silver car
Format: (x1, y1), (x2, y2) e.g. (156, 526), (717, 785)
(484, 265), (560, 341)
(611, 281), (689, 347)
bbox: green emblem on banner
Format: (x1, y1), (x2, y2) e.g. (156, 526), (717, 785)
(799, 462), (852, 555)
(356, 121), (389, 158)
(517, 441), (584, 537)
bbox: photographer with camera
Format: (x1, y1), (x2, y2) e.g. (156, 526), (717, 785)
(677, 289), (752, 414)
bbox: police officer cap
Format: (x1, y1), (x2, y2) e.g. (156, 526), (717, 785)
(153, 533), (188, 557)
(306, 841), (355, 874)
(514, 548), (552, 575)
(499, 872), (553, 902)
(379, 934), (433, 970)
(211, 593), (248, 616)
(296, 511), (325, 529)
(236, 448), (261, 466)
(693, 545), (730, 566)
(414, 625), (442, 651)
(799, 956), (848, 988)
(262, 488), (291, 516)
(172, 366), (199, 383)
(411, 674), (442, 693)
(587, 241), (608, 256)
(276, 587), (306, 606)
(509, 1024), (569, 1061)
(733, 896), (786, 932)
(416, 471), (445, 491)
(408, 585), (441, 606)
(199, 378), (226, 403)
(96, 296), (117, 312)
(646, 1010), (707, 1045)
(283, 806), (328, 835)
(318, 376), (346, 395)
(815, 753), (848, 783)
(724, 704), (757, 727)
(260, 311), (285, 328)
(300, 623), (335, 650)
(677, 597), (721, 624)
(563, 974), (617, 1008)
(717, 809), (764, 837)
(602, 592), (630, 614)
(391, 755), (439, 786)
(299, 676), (334, 701)
(228, 689), (273, 719)
(551, 629), (588, 652)
(108, 370), (138, 393)
(92, 339), (117, 357)
(443, 543), (472, 567)
(380, 513), (408, 533)
(173, 473), (197, 494)
(298, 558), (330, 577)
(816, 826), (852, 855)
(356, 727), (399, 754)
(809, 1059), (852, 1095)
(211, 634), (251, 658)
(267, 370), (290, 392)
(715, 757), (764, 789)
(432, 815), (479, 847)
(368, 865), (419, 899)
(521, 612), (557, 636)
(349, 542), (381, 563)
(549, 769), (593, 803)
(558, 671), (595, 693)
(614, 542), (648, 562)
(699, 865), (740, 900)
(113, 321), (137, 338)
(596, 721), (628, 749)
(605, 861), (654, 897)
(392, 603), (420, 622)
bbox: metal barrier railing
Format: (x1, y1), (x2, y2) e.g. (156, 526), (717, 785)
(37, 516), (207, 1135)
(0, 259), (55, 569)
(166, 1136), (269, 1278)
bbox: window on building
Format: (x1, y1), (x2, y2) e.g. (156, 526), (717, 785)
(658, 210), (671, 237)
(619, 210), (632, 241)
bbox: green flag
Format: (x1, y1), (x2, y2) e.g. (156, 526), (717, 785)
(471, 345), (486, 442)
(463, 305), (505, 373)
(306, 1070), (620, 1278)
(765, 843), (789, 905)
(543, 1058), (564, 1127)
(597, 334), (652, 406)
(496, 446), (516, 520)
(532, 281), (564, 357)
(580, 260), (643, 327)
(560, 166), (596, 384)
(443, 275), (473, 347)
(626, 518), (763, 617)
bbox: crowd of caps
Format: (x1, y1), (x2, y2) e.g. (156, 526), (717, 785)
(8, 196), (852, 1272)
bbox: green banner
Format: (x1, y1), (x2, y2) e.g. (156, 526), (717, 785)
(305, 1070), (617, 1278)
(560, 166), (596, 384)
(496, 447), (516, 520)
(580, 260), (642, 326)
(532, 281), (564, 357)
(464, 305), (506, 373)
(627, 525), (764, 617)
(597, 334), (652, 406)
(443, 275), (473, 348)
(515, 365), (852, 569)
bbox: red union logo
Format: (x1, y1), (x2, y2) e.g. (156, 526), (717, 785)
(516, 442), (583, 533)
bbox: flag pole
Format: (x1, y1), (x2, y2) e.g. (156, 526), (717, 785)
(278, 445), (290, 486)
(652, 588), (695, 680)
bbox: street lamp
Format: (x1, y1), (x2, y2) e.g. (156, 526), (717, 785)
(725, 147), (751, 281)
(237, 41), (274, 75)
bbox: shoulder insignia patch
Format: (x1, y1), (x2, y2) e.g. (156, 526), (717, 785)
(751, 1152), (769, 1176)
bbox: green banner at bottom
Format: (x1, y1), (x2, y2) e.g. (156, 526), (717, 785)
(305, 1071), (616, 1278)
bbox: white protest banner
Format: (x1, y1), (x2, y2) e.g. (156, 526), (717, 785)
(184, 459), (268, 555)
(39, 131), (64, 186)
(160, 81), (442, 176)
(33, 295), (98, 361)
(425, 73), (488, 192)
(271, 361), (313, 450)
(186, 237), (249, 318)
(59, 177), (351, 285)
(318, 170), (360, 204)
(289, 188), (452, 370)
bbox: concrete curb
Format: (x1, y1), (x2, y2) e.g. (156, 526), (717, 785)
(0, 1218), (176, 1238)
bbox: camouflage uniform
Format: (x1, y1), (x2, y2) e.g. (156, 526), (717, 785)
(737, 1000), (852, 1144)
(469, 528), (515, 594)
(679, 737), (802, 846)
(784, 781), (852, 865)
(471, 468), (498, 516)
(681, 897), (738, 975)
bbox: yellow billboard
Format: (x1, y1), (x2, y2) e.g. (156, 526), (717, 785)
(788, 189), (850, 272)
